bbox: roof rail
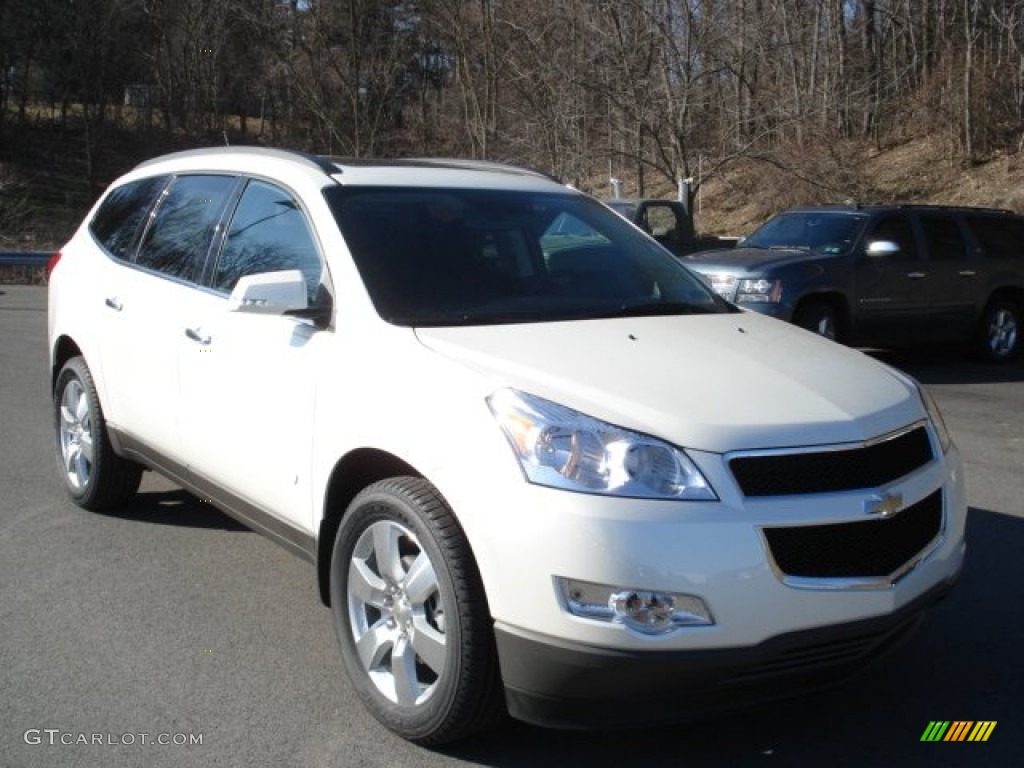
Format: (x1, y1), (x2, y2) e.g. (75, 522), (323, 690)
(401, 157), (562, 183)
(134, 146), (339, 176)
(133, 148), (565, 184)
(807, 202), (1016, 216)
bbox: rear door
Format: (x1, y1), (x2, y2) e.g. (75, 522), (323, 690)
(98, 173), (238, 466)
(916, 213), (986, 341)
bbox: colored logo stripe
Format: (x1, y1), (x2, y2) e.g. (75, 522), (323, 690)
(968, 722), (997, 742)
(921, 721), (996, 742)
(945, 721), (973, 741)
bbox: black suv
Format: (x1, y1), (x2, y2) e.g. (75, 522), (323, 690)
(684, 205), (1024, 360)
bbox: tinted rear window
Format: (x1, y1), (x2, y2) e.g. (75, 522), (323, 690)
(89, 175), (169, 261)
(920, 215), (967, 261)
(967, 216), (1024, 259)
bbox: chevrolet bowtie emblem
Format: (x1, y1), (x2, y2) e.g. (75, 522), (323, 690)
(865, 492), (904, 518)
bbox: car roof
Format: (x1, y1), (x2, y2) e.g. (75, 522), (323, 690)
(131, 147), (566, 192)
(780, 203), (1016, 216)
(603, 198), (677, 205)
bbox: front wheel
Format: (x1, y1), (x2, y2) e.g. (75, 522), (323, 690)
(329, 477), (503, 745)
(53, 356), (142, 510)
(975, 297), (1020, 362)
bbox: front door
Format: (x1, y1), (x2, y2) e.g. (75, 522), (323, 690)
(851, 213), (930, 345)
(177, 179), (329, 537)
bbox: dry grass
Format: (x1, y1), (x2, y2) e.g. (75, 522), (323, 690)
(697, 137), (1024, 237)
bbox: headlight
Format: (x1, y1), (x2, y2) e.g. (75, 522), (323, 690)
(735, 277), (783, 303)
(487, 389), (717, 500)
(915, 381), (952, 454)
(705, 273), (737, 300)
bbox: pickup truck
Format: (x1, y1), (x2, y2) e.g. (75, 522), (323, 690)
(683, 204), (1024, 361)
(603, 198), (737, 257)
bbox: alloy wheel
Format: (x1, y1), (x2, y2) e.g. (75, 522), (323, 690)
(346, 519), (447, 707)
(58, 378), (94, 490)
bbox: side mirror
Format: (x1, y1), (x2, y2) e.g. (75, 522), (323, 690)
(228, 270), (308, 315)
(865, 240), (900, 257)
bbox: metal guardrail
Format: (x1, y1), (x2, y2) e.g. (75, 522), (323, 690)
(0, 252), (51, 267)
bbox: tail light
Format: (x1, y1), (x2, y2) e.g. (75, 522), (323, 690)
(47, 251), (62, 276)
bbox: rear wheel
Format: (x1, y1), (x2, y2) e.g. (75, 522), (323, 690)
(53, 356), (142, 509)
(329, 477), (503, 745)
(975, 297), (1020, 362)
(793, 300), (840, 342)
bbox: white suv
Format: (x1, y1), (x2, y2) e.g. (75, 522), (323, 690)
(48, 148), (967, 744)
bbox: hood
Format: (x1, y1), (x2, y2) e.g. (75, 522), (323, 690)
(415, 313), (922, 454)
(684, 246), (840, 273)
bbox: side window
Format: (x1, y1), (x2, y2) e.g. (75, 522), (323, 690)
(643, 205), (678, 237)
(921, 215), (967, 262)
(866, 215), (917, 262)
(136, 175), (236, 281)
(89, 175), (170, 261)
(967, 216), (1024, 259)
(215, 180), (323, 302)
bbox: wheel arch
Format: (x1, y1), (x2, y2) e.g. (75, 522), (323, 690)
(792, 291), (851, 337)
(51, 335), (83, 395)
(983, 285), (1024, 314)
(316, 448), (424, 606)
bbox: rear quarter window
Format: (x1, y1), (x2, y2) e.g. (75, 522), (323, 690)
(89, 175), (170, 261)
(967, 215), (1024, 259)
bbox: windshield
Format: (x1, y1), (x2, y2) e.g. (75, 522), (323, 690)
(325, 187), (728, 326)
(744, 211), (867, 255)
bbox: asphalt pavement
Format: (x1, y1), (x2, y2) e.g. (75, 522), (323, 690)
(2, 285), (1021, 767)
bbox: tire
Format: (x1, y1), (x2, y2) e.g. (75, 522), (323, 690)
(53, 356), (142, 510)
(975, 297), (1020, 362)
(329, 477), (503, 745)
(793, 300), (840, 342)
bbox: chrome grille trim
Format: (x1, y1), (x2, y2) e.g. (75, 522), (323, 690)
(727, 421), (934, 497)
(761, 489), (946, 590)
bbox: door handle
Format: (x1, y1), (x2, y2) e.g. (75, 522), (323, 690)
(906, 272), (926, 279)
(959, 270), (977, 277)
(104, 296), (123, 311)
(184, 327), (212, 345)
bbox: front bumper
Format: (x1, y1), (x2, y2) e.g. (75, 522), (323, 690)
(496, 569), (960, 729)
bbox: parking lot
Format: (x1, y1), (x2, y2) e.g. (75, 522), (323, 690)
(2, 283), (1021, 767)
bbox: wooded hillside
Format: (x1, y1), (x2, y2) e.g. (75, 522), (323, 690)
(3, 1), (1024, 244)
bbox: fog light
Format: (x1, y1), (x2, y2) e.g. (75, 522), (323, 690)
(611, 590), (676, 633)
(557, 578), (713, 635)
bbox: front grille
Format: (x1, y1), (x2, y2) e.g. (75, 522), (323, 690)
(763, 490), (942, 579)
(730, 425), (933, 497)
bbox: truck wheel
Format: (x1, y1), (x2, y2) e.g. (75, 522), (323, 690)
(329, 477), (503, 744)
(975, 297), (1020, 362)
(54, 356), (142, 510)
(794, 300), (840, 342)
